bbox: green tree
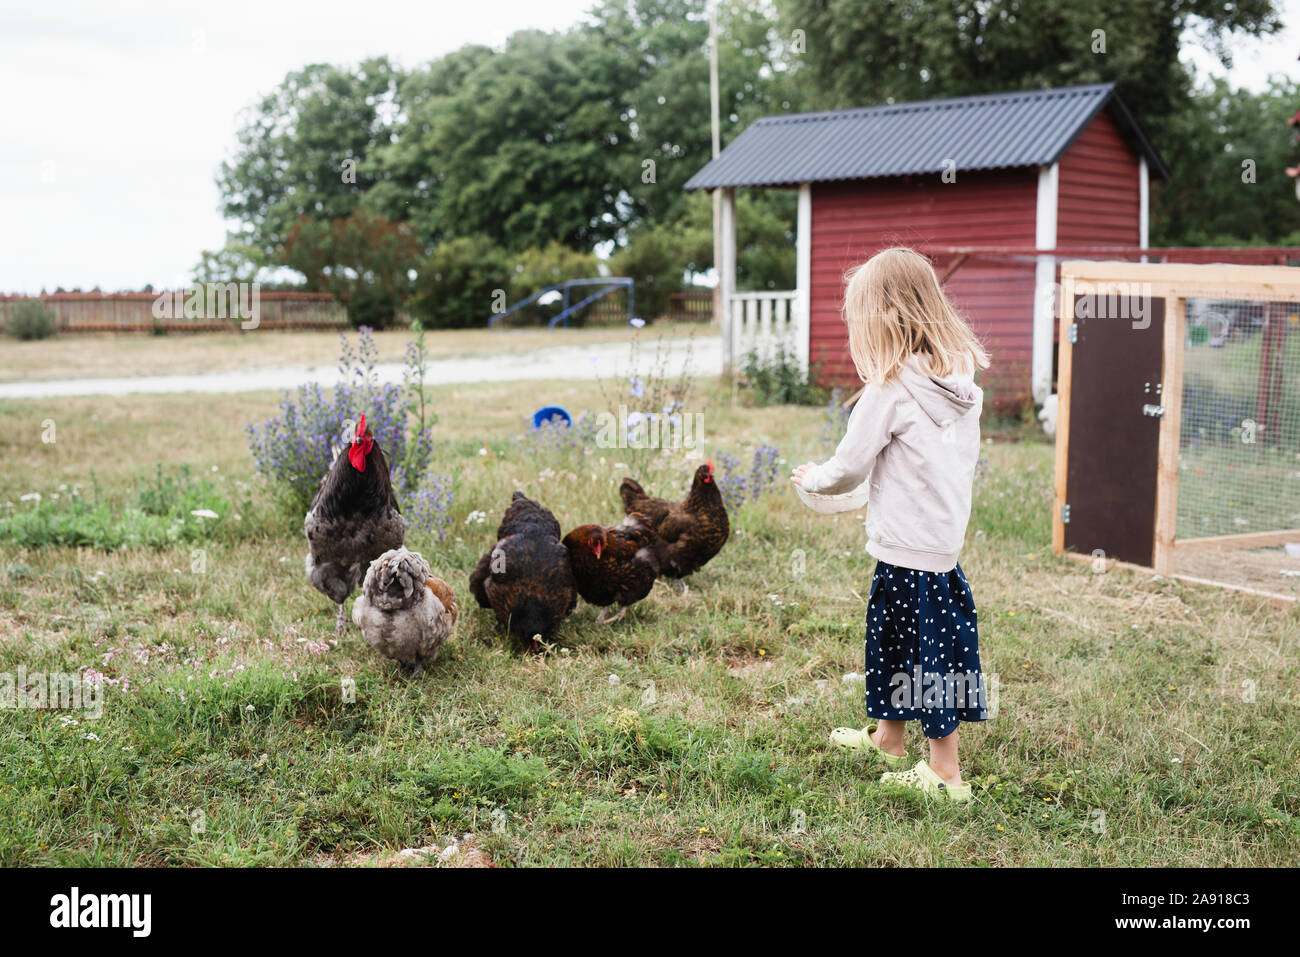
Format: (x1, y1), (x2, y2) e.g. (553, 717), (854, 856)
(190, 236), (265, 285)
(410, 236), (511, 329)
(377, 30), (630, 253)
(218, 57), (403, 263)
(776, 0), (1279, 125)
(281, 209), (422, 328)
(583, 0), (805, 231)
(1154, 77), (1300, 245)
(363, 45), (498, 241)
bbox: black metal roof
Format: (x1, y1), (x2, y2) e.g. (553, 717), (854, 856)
(684, 83), (1169, 191)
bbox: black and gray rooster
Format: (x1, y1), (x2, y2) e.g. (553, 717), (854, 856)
(304, 414), (406, 635)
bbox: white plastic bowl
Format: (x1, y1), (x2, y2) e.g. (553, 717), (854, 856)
(794, 480), (871, 515)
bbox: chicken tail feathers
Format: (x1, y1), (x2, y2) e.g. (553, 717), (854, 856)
(468, 551), (493, 608)
(618, 477), (646, 513)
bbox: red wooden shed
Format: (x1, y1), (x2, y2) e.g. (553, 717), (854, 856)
(684, 83), (1169, 408)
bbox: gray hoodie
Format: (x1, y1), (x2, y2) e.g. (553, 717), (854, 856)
(801, 356), (982, 573)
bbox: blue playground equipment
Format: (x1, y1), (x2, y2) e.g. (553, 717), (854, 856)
(532, 405), (572, 429)
(487, 277), (635, 329)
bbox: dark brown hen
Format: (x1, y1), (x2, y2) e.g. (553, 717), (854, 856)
(468, 492), (577, 649)
(562, 512), (660, 623)
(618, 462), (729, 586)
(304, 414), (406, 635)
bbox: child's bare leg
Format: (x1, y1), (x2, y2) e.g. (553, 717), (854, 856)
(927, 729), (962, 787)
(870, 719), (906, 757)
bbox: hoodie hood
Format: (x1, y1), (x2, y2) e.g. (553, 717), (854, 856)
(898, 355), (982, 428)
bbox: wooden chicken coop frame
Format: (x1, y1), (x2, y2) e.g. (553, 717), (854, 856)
(1053, 260), (1300, 602)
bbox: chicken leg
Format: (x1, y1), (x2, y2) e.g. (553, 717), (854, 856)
(599, 605), (629, 625)
(335, 602), (347, 638)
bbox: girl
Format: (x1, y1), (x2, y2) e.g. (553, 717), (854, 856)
(792, 247), (989, 804)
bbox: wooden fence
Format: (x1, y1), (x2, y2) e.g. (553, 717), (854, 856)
(0, 290), (347, 333)
(1, 287), (718, 332)
(666, 290), (714, 322)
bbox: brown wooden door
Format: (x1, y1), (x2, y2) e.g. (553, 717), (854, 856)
(1064, 295), (1166, 566)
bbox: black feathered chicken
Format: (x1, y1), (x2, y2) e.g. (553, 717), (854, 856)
(468, 492), (576, 649)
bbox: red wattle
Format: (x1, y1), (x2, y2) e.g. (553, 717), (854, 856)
(348, 435), (373, 471)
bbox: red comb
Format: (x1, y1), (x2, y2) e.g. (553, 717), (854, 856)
(348, 414), (373, 471)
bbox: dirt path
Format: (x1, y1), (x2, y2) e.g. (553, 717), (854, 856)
(0, 336), (720, 399)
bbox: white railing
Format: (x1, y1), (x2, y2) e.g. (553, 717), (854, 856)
(727, 290), (804, 372)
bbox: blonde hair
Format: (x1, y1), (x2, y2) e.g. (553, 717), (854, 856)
(843, 246), (990, 385)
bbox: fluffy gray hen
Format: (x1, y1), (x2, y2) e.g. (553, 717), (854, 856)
(352, 548), (458, 674)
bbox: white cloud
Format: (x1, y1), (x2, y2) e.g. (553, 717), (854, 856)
(0, 0), (594, 293)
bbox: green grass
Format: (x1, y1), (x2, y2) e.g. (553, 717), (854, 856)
(0, 376), (1297, 867)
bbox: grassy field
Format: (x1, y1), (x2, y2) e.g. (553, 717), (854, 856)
(1, 355), (1297, 867)
(0, 321), (702, 383)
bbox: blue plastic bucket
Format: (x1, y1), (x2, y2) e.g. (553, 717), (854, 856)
(532, 405), (572, 429)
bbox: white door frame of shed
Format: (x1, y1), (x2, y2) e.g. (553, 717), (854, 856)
(1032, 162), (1059, 406)
(716, 183), (811, 376)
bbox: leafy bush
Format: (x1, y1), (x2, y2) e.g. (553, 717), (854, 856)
(609, 225), (688, 320)
(505, 241), (600, 325)
(281, 210), (420, 330)
(741, 344), (824, 406)
(245, 327), (452, 537)
(711, 445), (782, 512)
(5, 299), (57, 340)
(0, 468), (229, 549)
(344, 285), (402, 330)
(403, 472), (455, 544)
(411, 235), (511, 329)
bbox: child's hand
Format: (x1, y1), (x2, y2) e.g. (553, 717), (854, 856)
(790, 462), (818, 487)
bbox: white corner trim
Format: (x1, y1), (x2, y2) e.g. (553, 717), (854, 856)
(719, 187), (737, 370)
(1138, 156), (1149, 250)
(795, 182), (812, 376)
(1031, 162), (1059, 406)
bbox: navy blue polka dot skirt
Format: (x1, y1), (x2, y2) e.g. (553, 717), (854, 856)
(864, 559), (989, 739)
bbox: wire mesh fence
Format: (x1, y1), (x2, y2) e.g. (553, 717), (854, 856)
(1175, 296), (1300, 596)
(1177, 298), (1300, 542)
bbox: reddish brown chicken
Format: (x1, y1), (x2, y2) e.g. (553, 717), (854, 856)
(468, 492), (577, 649)
(562, 513), (660, 623)
(618, 462), (729, 589)
(304, 414), (406, 635)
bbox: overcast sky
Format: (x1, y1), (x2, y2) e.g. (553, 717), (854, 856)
(2, 0), (1298, 294)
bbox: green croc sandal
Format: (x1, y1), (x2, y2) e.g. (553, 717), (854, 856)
(880, 760), (972, 804)
(828, 724), (909, 769)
